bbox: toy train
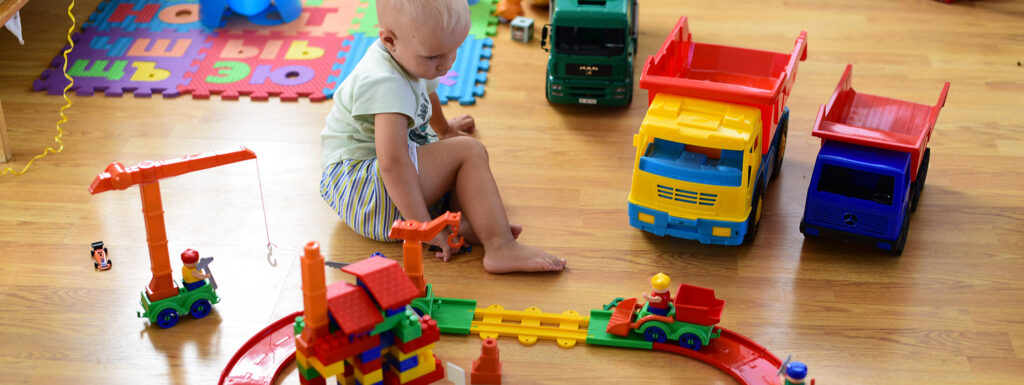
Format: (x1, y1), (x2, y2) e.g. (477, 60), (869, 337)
(604, 283), (725, 350)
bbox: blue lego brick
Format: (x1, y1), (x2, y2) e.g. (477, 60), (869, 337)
(379, 331), (394, 349)
(387, 355), (419, 372)
(353, 380), (383, 385)
(84, 0), (208, 33)
(323, 32), (376, 97)
(436, 37), (492, 106)
(385, 307), (405, 317)
(360, 345), (382, 362)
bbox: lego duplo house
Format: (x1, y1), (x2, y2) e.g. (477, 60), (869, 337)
(295, 242), (445, 385)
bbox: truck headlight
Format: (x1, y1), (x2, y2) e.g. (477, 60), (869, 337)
(552, 84), (563, 90)
(615, 87), (626, 93)
(712, 227), (731, 237)
(552, 91), (564, 96)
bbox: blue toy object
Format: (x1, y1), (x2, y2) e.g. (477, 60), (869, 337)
(199, 0), (303, 29)
(436, 37), (492, 105)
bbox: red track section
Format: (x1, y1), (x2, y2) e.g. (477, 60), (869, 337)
(222, 313), (783, 385)
(653, 327), (783, 385)
(219, 311), (302, 385)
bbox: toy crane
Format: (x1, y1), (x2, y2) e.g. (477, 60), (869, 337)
(387, 211), (464, 296)
(88, 147), (256, 328)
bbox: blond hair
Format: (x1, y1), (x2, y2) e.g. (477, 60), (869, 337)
(650, 273), (671, 291)
(378, 0), (471, 35)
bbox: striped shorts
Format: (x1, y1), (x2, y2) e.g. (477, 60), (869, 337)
(320, 153), (448, 241)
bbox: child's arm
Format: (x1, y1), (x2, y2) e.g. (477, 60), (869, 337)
(376, 113), (433, 223)
(375, 113), (455, 258)
(429, 92), (475, 139)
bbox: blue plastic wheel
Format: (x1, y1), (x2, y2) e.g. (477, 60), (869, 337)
(679, 333), (702, 351)
(643, 326), (667, 343)
(155, 308), (179, 329)
(190, 299), (212, 319)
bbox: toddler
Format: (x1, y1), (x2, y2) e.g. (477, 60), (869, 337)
(320, 0), (565, 273)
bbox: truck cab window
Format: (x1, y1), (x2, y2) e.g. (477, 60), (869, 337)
(817, 164), (895, 205)
(555, 26), (626, 56)
(640, 138), (743, 187)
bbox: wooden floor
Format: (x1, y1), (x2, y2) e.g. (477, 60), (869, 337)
(2, 0), (1023, 384)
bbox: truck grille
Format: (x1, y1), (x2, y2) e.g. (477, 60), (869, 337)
(657, 185), (716, 207)
(814, 205), (889, 236)
(568, 85), (607, 98)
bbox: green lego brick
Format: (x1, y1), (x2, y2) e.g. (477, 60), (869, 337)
(294, 316), (306, 336)
(371, 306), (418, 336)
(297, 360), (323, 381)
(410, 284), (477, 335)
(586, 309), (652, 350)
(393, 314), (424, 343)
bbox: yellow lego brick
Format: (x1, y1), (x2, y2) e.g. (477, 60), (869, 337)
(309, 356), (348, 378)
(351, 363), (383, 385)
(388, 343), (434, 361)
(295, 349), (309, 368)
(336, 374), (356, 385)
(391, 351), (437, 383)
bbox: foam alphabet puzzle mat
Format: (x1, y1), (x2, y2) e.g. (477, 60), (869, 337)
(36, 0), (497, 104)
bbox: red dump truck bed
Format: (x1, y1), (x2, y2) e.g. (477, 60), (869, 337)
(672, 283), (724, 326)
(639, 16), (807, 155)
(812, 65), (949, 181)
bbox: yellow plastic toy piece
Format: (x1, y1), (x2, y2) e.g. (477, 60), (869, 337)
(470, 304), (589, 349)
(308, 356), (348, 378)
(391, 351), (437, 382)
(351, 364), (383, 385)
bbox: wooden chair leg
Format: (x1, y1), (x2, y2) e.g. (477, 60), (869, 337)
(0, 98), (11, 163)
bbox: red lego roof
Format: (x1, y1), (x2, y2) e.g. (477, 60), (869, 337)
(326, 281), (384, 335)
(342, 257), (420, 310)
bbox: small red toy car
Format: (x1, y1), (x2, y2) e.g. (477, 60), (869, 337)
(92, 241), (111, 270)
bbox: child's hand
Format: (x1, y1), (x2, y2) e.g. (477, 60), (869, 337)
(440, 114), (475, 139)
(428, 229), (455, 261)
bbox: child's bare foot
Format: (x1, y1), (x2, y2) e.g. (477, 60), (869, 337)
(483, 243), (566, 273)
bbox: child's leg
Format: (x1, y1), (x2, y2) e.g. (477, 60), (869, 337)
(415, 137), (566, 273)
(449, 193), (522, 245)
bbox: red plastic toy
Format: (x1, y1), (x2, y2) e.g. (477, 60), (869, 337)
(471, 337), (502, 385)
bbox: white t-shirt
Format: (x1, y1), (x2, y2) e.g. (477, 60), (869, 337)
(321, 40), (440, 168)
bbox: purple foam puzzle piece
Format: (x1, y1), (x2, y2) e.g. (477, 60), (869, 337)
(34, 28), (212, 98)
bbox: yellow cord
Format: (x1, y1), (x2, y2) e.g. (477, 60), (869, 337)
(1, 0), (76, 176)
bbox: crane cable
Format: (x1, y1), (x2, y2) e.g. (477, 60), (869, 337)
(1, 0), (76, 176)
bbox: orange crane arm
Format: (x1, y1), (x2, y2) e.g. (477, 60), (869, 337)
(388, 211), (465, 296)
(388, 211), (465, 245)
(87, 146), (258, 303)
(89, 146), (257, 194)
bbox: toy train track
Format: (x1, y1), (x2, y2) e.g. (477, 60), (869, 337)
(219, 311), (300, 385)
(652, 328), (783, 385)
(470, 304), (589, 348)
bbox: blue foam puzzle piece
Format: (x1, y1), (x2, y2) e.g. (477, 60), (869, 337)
(323, 32), (377, 97)
(437, 37), (492, 105)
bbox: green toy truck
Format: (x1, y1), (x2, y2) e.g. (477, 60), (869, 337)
(541, 0), (638, 106)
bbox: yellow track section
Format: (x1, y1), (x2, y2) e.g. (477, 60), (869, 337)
(470, 304), (590, 349)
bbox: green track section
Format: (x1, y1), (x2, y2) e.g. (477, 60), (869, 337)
(410, 284), (477, 334)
